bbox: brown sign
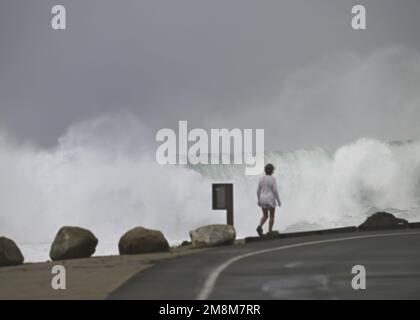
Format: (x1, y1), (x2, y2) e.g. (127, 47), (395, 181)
(212, 183), (234, 226)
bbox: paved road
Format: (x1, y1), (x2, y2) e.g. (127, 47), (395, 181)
(109, 230), (420, 300)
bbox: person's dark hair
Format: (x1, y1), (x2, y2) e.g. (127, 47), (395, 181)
(264, 163), (275, 175)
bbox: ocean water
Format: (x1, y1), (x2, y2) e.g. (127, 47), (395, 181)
(1, 118), (420, 262)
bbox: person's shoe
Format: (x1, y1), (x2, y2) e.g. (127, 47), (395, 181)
(256, 225), (263, 237)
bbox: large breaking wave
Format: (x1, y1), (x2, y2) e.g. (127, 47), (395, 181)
(1, 116), (419, 261)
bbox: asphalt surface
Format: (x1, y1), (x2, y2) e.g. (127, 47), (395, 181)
(109, 229), (420, 300)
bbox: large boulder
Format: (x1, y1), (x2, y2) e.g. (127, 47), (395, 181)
(190, 224), (236, 248)
(0, 237), (24, 267)
(50, 226), (98, 261)
(119, 227), (169, 255)
(359, 212), (409, 230)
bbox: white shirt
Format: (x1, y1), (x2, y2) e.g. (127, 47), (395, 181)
(257, 175), (281, 208)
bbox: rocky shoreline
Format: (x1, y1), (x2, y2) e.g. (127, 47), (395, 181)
(1, 212), (417, 299)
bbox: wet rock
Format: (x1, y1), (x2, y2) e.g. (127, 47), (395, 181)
(0, 237), (24, 267)
(119, 227), (170, 255)
(50, 226), (98, 261)
(359, 212), (409, 230)
(190, 224), (236, 248)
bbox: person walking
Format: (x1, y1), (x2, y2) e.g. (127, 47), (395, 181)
(256, 163), (281, 236)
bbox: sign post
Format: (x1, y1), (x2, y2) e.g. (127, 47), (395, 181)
(212, 183), (234, 226)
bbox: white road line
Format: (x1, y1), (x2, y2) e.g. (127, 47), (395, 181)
(196, 231), (420, 300)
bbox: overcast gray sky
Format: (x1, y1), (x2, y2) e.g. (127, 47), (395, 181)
(1, 0), (419, 150)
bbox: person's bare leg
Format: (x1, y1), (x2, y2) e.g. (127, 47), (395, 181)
(268, 208), (275, 232)
(256, 208), (268, 236)
(260, 208), (268, 227)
